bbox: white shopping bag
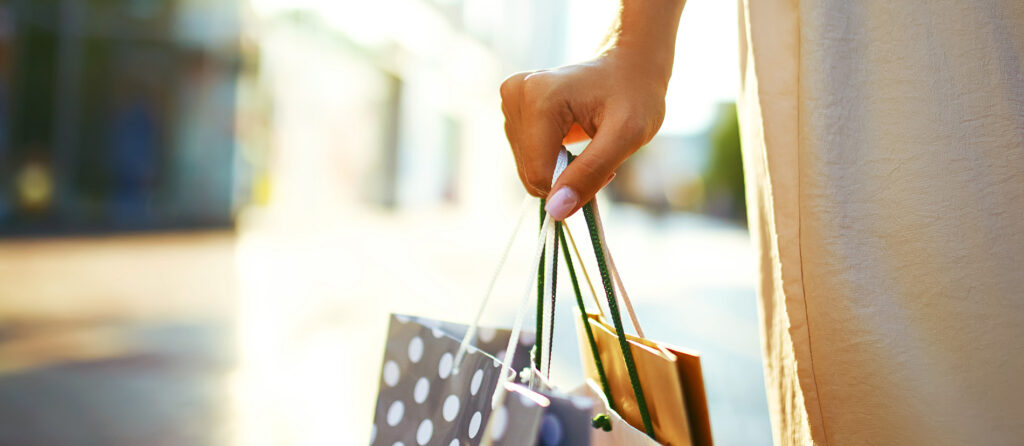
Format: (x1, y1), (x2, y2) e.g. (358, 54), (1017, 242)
(571, 381), (661, 446)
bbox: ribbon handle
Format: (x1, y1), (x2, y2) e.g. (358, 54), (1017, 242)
(562, 151), (657, 438)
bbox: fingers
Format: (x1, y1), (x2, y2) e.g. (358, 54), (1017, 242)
(545, 115), (646, 220)
(500, 71), (572, 197)
(500, 72), (534, 194)
(518, 73), (574, 196)
(501, 68), (652, 214)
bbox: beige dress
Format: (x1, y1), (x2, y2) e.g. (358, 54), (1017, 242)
(736, 0), (1024, 444)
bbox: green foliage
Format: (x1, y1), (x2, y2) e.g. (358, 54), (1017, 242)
(703, 102), (746, 223)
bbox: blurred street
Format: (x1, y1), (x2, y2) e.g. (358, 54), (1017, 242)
(0, 0), (768, 444)
(0, 203), (771, 445)
(0, 232), (236, 446)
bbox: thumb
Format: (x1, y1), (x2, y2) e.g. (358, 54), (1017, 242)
(544, 121), (641, 220)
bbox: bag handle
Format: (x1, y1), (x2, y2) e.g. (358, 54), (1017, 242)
(458, 149), (656, 440)
(557, 189), (646, 339)
(452, 195), (534, 372)
(533, 198), (558, 383)
(478, 150), (569, 410)
(580, 203), (656, 438)
(488, 213), (554, 408)
(532, 147), (570, 383)
(557, 151), (656, 438)
(556, 221), (617, 413)
(590, 199), (646, 338)
(561, 222), (606, 316)
(563, 193), (675, 360)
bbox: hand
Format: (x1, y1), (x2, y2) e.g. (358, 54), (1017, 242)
(500, 49), (670, 220)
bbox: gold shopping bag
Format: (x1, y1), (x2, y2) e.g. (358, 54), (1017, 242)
(577, 312), (712, 446)
(562, 198), (713, 446)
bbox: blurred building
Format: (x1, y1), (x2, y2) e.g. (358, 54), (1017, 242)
(0, 0), (740, 235)
(247, 0), (568, 220)
(0, 0), (243, 235)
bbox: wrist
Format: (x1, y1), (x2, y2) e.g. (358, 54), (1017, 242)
(601, 0), (684, 88)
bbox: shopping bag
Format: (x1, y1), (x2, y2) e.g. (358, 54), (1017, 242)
(576, 312), (712, 446)
(370, 314), (532, 445)
(571, 381), (661, 446)
(371, 315), (596, 445)
(558, 189), (713, 445)
(487, 381), (596, 446)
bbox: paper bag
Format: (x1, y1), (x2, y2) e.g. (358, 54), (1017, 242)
(576, 312), (713, 446)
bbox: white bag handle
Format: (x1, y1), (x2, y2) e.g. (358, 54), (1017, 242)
(591, 199), (646, 338)
(485, 149), (570, 406)
(559, 192), (646, 336)
(451, 194), (534, 372)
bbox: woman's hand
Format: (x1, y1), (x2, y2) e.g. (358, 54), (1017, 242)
(499, 0), (684, 220)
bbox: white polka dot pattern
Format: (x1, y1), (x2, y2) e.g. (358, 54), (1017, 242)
(373, 315), (580, 445)
(382, 361), (400, 387)
(413, 378), (430, 404)
(438, 352), (453, 379)
(442, 395), (460, 422)
(386, 401), (404, 427)
(468, 412), (482, 438)
(408, 336), (424, 363)
(470, 370), (484, 396)
(415, 419), (433, 445)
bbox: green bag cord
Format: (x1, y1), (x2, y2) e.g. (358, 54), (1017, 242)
(530, 151), (651, 436)
(559, 151), (654, 437)
(556, 222), (616, 414)
(534, 199), (546, 372)
(582, 200), (656, 438)
(546, 223), (558, 377)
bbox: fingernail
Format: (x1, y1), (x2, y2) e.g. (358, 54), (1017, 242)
(545, 186), (579, 220)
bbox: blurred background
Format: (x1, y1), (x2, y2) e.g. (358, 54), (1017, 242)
(0, 0), (767, 444)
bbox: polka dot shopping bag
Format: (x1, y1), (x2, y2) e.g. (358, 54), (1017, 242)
(370, 314), (595, 445)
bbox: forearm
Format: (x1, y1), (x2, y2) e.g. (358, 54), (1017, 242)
(599, 0), (685, 90)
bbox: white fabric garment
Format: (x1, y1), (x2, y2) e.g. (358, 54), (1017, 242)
(736, 0), (1024, 444)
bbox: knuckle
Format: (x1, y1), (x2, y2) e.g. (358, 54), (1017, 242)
(499, 72), (527, 99)
(520, 72), (558, 108)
